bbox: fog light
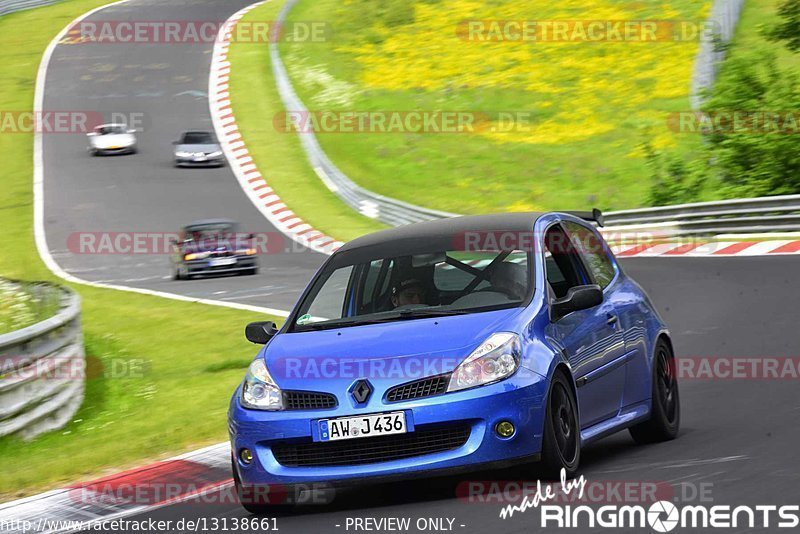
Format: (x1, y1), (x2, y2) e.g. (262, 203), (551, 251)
(495, 421), (515, 438)
(239, 448), (253, 464)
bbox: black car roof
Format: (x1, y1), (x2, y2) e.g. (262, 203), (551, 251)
(184, 218), (238, 230)
(332, 213), (544, 264)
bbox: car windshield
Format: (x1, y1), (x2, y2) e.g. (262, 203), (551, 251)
(181, 132), (214, 144)
(97, 125), (126, 135)
(290, 248), (532, 332)
(184, 223), (237, 241)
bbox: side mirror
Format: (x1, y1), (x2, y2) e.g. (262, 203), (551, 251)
(172, 140), (179, 145)
(245, 321), (278, 344)
(247, 233), (255, 240)
(551, 284), (603, 322)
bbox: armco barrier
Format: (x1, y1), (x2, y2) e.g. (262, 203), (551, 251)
(0, 0), (60, 16)
(0, 281), (84, 440)
(602, 194), (800, 237)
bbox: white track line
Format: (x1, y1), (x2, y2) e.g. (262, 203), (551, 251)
(32, 0), (289, 318)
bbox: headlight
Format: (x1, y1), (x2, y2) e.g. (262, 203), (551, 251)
(235, 248), (257, 255)
(241, 358), (283, 410)
(184, 251), (210, 261)
(175, 151), (193, 158)
(208, 150), (223, 157)
(447, 332), (521, 393)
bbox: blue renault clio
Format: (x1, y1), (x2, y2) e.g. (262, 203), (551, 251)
(228, 212), (680, 512)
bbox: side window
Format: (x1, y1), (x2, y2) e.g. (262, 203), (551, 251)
(563, 222), (616, 289)
(543, 225), (588, 299)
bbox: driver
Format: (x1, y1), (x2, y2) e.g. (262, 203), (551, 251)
(391, 278), (427, 308)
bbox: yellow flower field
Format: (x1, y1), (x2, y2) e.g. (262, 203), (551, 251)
(282, 0), (711, 212)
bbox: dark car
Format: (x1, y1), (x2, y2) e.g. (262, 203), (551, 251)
(171, 219), (258, 280)
(173, 130), (225, 167)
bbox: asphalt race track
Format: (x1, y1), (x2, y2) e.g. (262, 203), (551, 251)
(42, 0), (325, 311)
(79, 255), (800, 533)
(40, 0), (800, 532)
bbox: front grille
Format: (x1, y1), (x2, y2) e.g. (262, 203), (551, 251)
(385, 375), (449, 402)
(271, 424), (470, 467)
(283, 391), (337, 410)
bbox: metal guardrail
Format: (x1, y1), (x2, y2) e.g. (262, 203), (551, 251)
(0, 0), (60, 17)
(602, 194), (800, 237)
(0, 281), (84, 440)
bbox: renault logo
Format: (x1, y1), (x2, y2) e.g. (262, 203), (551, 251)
(351, 379), (373, 404)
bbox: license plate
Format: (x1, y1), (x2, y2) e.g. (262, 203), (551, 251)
(209, 258), (236, 267)
(318, 412), (406, 442)
(194, 156), (207, 161)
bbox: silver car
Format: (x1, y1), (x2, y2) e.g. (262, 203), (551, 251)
(173, 131), (225, 167)
(87, 123), (137, 155)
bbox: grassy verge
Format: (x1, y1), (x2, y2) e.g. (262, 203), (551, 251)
(0, 1), (280, 500)
(226, 1), (385, 242)
(276, 0), (710, 215)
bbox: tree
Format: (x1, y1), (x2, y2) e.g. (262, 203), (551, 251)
(765, 0), (800, 52)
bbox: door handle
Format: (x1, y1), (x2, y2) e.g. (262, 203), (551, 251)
(607, 315), (618, 326)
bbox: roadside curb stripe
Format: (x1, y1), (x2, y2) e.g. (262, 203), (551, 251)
(608, 240), (800, 257)
(208, 0), (343, 257)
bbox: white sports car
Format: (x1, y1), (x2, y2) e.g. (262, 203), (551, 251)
(87, 123), (137, 156)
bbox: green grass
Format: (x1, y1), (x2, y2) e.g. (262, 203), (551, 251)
(226, 1), (385, 242)
(275, 0), (710, 216)
(0, 1), (281, 500)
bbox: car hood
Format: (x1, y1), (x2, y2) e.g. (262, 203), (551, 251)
(90, 133), (135, 148)
(261, 307), (525, 391)
(175, 143), (221, 154)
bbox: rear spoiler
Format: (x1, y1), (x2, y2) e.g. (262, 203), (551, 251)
(563, 208), (604, 227)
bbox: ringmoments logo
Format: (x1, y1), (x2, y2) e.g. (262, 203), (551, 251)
(498, 469), (800, 531)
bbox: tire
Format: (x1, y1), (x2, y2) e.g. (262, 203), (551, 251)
(629, 338), (680, 444)
(247, 267), (258, 276)
(232, 459), (292, 515)
(175, 265), (190, 280)
(172, 266), (180, 280)
(539, 370), (581, 479)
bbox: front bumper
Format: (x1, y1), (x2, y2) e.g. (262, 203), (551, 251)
(183, 256), (257, 276)
(175, 156), (225, 167)
(92, 146), (136, 155)
(229, 371), (547, 487)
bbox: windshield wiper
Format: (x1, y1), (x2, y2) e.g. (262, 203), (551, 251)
(396, 308), (470, 318)
(297, 308), (470, 331)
